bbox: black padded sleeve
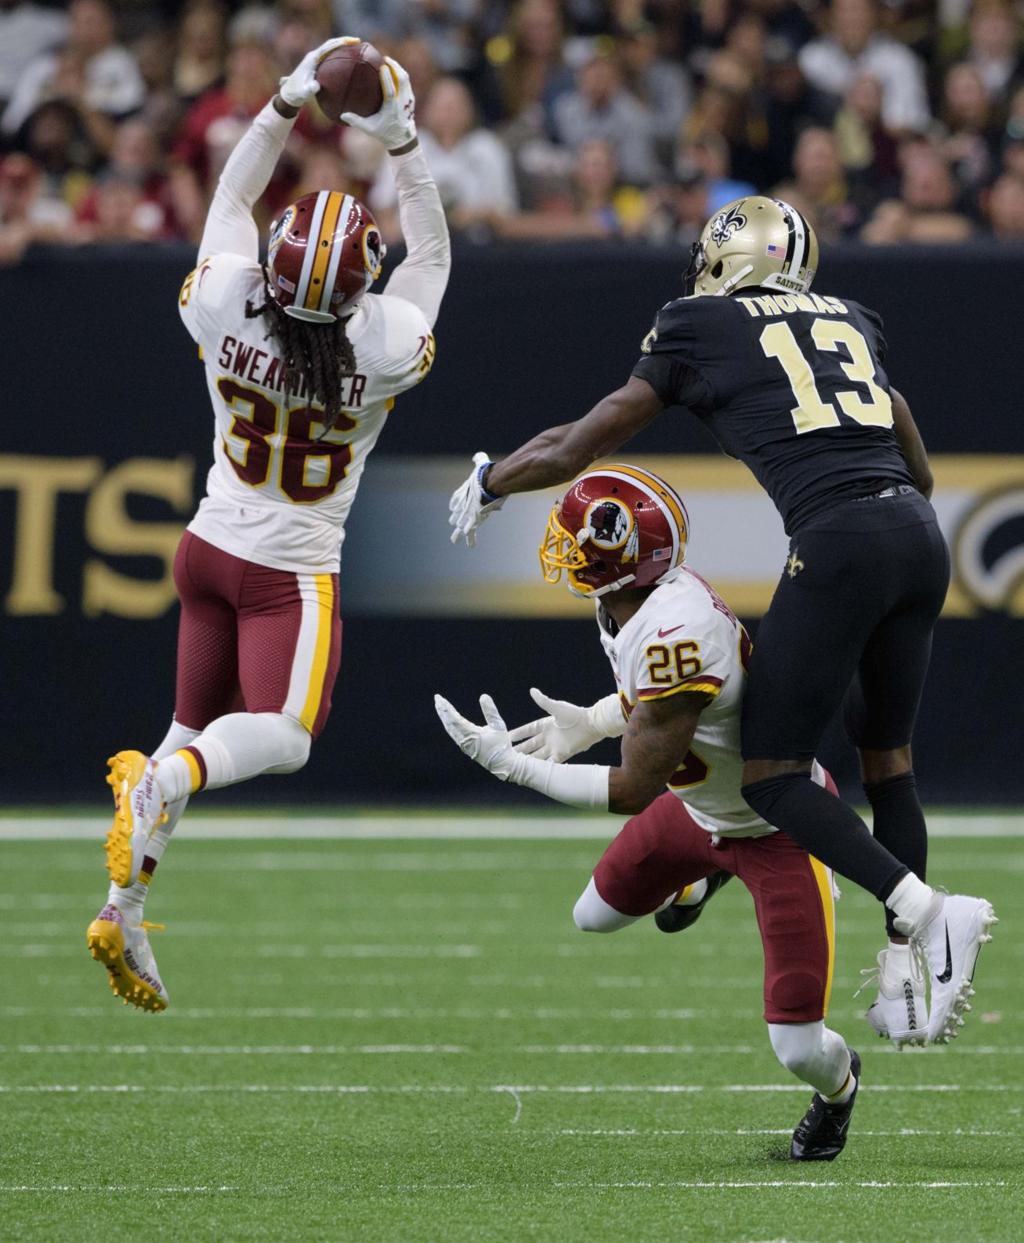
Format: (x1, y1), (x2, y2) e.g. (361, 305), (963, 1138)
(631, 354), (710, 410)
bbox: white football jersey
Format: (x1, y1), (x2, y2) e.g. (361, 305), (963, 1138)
(599, 565), (824, 838)
(178, 251), (435, 574)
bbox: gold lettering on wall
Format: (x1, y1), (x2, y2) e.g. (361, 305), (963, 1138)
(0, 455), (103, 615)
(83, 457), (194, 619)
(1, 455), (194, 619)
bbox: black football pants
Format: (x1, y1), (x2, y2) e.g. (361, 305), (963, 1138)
(741, 488), (949, 762)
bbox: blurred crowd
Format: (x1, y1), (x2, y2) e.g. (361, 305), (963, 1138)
(2, 0), (1024, 265)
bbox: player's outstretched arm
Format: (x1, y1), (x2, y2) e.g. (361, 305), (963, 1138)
(342, 58), (450, 329)
(197, 38), (355, 261)
(509, 688), (625, 763)
(448, 377), (664, 546)
(890, 387), (933, 499)
(434, 689), (707, 816)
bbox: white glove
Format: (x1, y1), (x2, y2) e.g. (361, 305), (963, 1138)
(449, 451), (506, 547)
(435, 692), (610, 809)
(435, 693), (518, 781)
(508, 689), (625, 762)
(278, 36), (361, 109)
(341, 56), (417, 151)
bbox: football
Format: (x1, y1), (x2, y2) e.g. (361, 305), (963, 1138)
(314, 41), (385, 124)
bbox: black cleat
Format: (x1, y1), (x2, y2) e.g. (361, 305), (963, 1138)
(790, 1049), (861, 1162)
(654, 871), (733, 933)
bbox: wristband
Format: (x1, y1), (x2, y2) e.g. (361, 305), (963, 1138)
(506, 752), (609, 810)
(478, 462), (502, 504)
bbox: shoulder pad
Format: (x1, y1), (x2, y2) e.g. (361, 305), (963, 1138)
(640, 296), (719, 357)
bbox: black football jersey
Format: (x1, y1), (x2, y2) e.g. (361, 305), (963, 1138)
(632, 290), (916, 535)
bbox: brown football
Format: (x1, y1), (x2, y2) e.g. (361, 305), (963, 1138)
(314, 42), (385, 124)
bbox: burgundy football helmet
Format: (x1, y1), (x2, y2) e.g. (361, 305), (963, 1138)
(540, 464), (690, 598)
(266, 190), (385, 323)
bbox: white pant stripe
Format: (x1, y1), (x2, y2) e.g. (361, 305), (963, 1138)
(283, 576), (324, 723)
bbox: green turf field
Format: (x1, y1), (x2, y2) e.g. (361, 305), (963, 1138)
(0, 821), (1020, 1242)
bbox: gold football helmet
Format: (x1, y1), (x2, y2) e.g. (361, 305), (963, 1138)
(683, 196), (819, 298)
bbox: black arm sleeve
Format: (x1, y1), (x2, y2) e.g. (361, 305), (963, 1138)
(632, 354), (711, 411)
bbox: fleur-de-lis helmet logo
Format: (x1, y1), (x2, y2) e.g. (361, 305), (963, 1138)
(709, 204), (748, 247)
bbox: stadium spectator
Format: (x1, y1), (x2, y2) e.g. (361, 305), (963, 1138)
(986, 170), (1024, 238)
(74, 117), (179, 240)
(619, 21), (693, 161)
(861, 144), (974, 243)
(759, 37), (838, 190)
(553, 49), (659, 186)
(773, 125), (860, 241)
(370, 75), (517, 240)
(332, 0), (476, 74)
(964, 0), (1023, 102)
(833, 73), (899, 194)
(939, 62), (1001, 199)
(0, 152), (46, 263)
(12, 98), (98, 220)
(2, 0), (145, 138)
(492, 137), (646, 240)
(173, 1), (227, 105)
(0, 1), (68, 115)
(644, 161), (711, 247)
(489, 0), (573, 130)
(132, 28), (183, 149)
(677, 132), (756, 213)
(798, 0), (931, 135)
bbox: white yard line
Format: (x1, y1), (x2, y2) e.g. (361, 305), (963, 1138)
(1, 1083), (1020, 1094)
(5, 1042), (1022, 1056)
(0, 812), (1021, 841)
(0, 1180), (1010, 1194)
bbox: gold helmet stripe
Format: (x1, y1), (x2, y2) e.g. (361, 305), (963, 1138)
(318, 193), (354, 315)
(599, 464), (689, 566)
(294, 190), (329, 311)
(303, 191), (346, 313)
(601, 463), (689, 544)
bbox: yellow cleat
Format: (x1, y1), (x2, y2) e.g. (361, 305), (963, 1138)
(105, 750), (166, 888)
(86, 904), (169, 1012)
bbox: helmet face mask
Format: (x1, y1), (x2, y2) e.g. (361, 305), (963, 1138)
(682, 196), (819, 298)
(539, 466), (690, 600)
(266, 190), (386, 323)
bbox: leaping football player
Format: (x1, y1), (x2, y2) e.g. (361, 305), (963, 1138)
(446, 197), (995, 1047)
(437, 466), (863, 1161)
(86, 40), (450, 1011)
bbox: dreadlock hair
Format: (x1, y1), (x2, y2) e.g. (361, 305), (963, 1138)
(246, 272), (357, 435)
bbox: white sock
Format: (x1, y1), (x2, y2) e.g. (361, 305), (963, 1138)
(107, 719), (197, 919)
(155, 712), (311, 803)
(886, 874), (938, 934)
(768, 1021), (851, 1098)
(573, 877), (641, 933)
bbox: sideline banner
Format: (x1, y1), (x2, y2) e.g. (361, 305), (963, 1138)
(2, 453), (1022, 621)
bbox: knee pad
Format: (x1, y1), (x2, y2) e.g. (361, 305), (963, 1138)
(263, 713), (311, 774)
(768, 1021), (824, 1079)
(573, 878), (635, 933)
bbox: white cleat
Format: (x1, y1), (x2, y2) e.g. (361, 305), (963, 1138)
(86, 902), (169, 1012)
(861, 946), (927, 1049)
(105, 750), (166, 888)
(897, 894), (997, 1044)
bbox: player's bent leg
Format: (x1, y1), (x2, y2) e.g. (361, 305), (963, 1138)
(588, 791), (724, 921)
(772, 1023), (861, 1162)
(573, 877), (642, 933)
(86, 904), (169, 1012)
(154, 712), (311, 802)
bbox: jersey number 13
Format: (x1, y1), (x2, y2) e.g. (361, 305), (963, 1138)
(759, 318), (893, 435)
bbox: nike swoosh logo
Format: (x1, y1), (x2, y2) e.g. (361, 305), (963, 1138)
(936, 923), (953, 984)
(658, 625), (685, 638)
